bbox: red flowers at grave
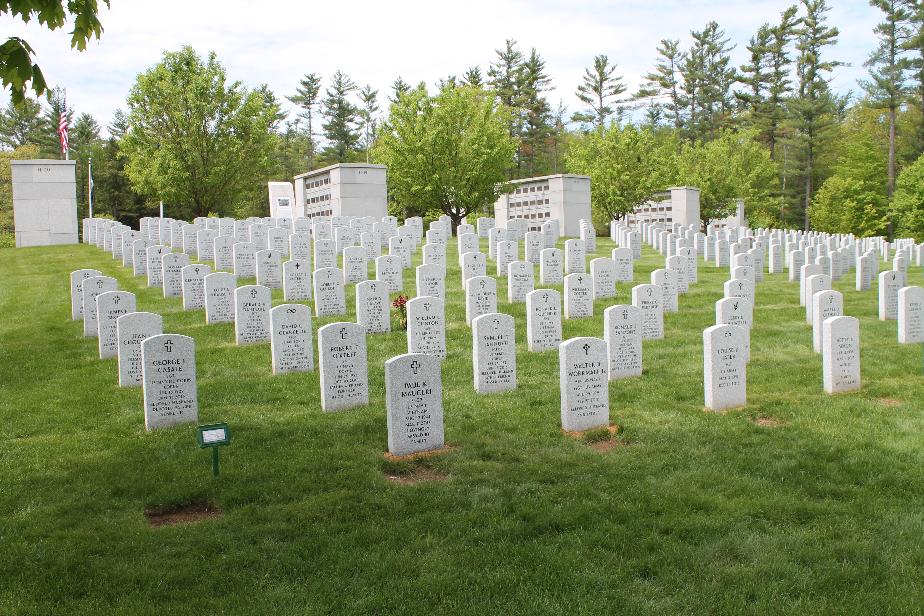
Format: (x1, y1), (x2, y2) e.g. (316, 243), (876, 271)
(392, 294), (409, 330)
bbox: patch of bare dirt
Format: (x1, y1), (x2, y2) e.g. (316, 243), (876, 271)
(386, 467), (449, 485)
(878, 397), (903, 408)
(753, 416), (784, 428)
(145, 501), (222, 528)
(383, 445), (454, 462)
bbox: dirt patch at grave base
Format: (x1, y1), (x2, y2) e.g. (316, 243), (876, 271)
(385, 467), (449, 485)
(878, 398), (903, 408)
(563, 424), (626, 451)
(145, 501), (222, 528)
(382, 445), (455, 462)
(753, 416), (785, 428)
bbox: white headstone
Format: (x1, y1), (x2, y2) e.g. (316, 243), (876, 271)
(385, 353), (445, 455)
(181, 263), (211, 310)
(375, 255), (404, 293)
(318, 322), (369, 412)
(540, 248), (564, 285)
(313, 267), (346, 317)
(233, 242), (256, 278)
(356, 279), (391, 334)
(559, 337), (609, 432)
(407, 296), (446, 359)
(70, 269), (101, 320)
(82, 275), (117, 337)
(564, 273), (593, 319)
(812, 289), (843, 353)
(591, 258), (616, 299)
(204, 272), (237, 324)
(703, 324), (747, 411)
(461, 251), (486, 289)
(564, 239), (586, 274)
(472, 313), (517, 394)
(525, 289), (562, 352)
(141, 334), (198, 431)
(822, 316), (861, 394)
(603, 305), (642, 380)
(416, 263), (446, 301)
(270, 304), (314, 374)
(898, 286), (924, 344)
(283, 259), (312, 301)
(465, 276), (497, 325)
(632, 284), (664, 340)
(255, 249), (282, 289)
(116, 311), (162, 387)
(96, 291), (136, 359)
(234, 284), (271, 344)
(878, 270), (905, 320)
(507, 260), (534, 303)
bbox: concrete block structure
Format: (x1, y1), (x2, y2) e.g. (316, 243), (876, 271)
(493, 174), (591, 237)
(268, 181), (296, 218)
(11, 159), (78, 247)
(624, 186), (701, 228)
(293, 163), (387, 219)
(708, 198), (748, 232)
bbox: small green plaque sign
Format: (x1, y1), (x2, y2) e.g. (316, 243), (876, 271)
(196, 423), (230, 476)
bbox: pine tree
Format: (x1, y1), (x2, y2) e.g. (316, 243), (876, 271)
(37, 86), (73, 157)
(390, 77), (411, 104)
(736, 25), (772, 120)
(519, 48), (552, 175)
(789, 0), (843, 230)
(572, 54), (626, 129)
(0, 97), (43, 148)
(287, 72), (322, 169)
(863, 0), (912, 206)
(636, 39), (686, 133)
(488, 39), (526, 175)
(321, 70), (360, 163)
(764, 6), (800, 160)
(462, 66), (483, 88)
(358, 85), (379, 163)
(685, 21), (736, 141)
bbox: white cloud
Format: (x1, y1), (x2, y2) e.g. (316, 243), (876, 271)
(0, 0), (882, 134)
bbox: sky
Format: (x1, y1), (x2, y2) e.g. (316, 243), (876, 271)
(1, 0), (883, 136)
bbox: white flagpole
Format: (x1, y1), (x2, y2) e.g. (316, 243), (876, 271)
(88, 157), (94, 218)
(159, 201), (164, 218)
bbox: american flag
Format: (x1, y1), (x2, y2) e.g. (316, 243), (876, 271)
(58, 110), (68, 155)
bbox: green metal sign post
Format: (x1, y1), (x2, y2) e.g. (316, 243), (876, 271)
(196, 423), (231, 478)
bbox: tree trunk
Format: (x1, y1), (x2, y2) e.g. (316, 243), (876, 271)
(803, 148), (812, 232)
(888, 104), (896, 240)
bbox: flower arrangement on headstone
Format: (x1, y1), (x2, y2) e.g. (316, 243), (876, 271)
(392, 294), (409, 330)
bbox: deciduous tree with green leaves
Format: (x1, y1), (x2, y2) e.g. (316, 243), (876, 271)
(893, 150), (924, 239)
(566, 125), (675, 229)
(0, 0), (108, 104)
(121, 46), (279, 220)
(674, 129), (780, 226)
(373, 84), (516, 227)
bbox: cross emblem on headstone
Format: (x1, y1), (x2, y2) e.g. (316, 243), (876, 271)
(295, 262), (300, 269)
(339, 327), (348, 339)
(250, 289), (257, 298)
(582, 343), (590, 355)
(164, 340), (173, 352)
(113, 296), (120, 305)
(410, 360), (420, 375)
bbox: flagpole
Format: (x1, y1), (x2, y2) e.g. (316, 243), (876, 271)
(88, 157), (94, 219)
(159, 201), (164, 218)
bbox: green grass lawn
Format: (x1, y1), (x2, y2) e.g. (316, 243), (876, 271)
(2, 236), (924, 615)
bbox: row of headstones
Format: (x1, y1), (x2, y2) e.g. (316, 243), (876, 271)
(71, 262), (654, 454)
